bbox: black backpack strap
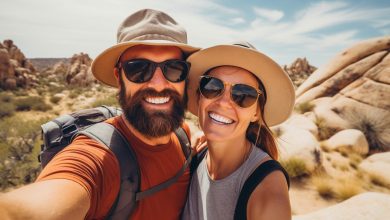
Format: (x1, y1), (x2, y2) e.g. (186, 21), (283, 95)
(190, 147), (208, 174)
(76, 122), (140, 220)
(174, 127), (191, 157)
(233, 160), (290, 220)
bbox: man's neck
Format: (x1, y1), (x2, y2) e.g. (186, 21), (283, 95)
(120, 115), (171, 146)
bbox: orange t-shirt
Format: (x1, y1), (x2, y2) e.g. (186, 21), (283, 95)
(37, 116), (191, 220)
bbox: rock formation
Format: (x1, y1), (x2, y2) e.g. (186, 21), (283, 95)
(65, 53), (96, 86)
(283, 58), (317, 87)
(294, 36), (390, 151)
(0, 40), (37, 90)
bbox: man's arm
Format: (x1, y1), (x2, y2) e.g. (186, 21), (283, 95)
(247, 170), (291, 220)
(0, 179), (90, 220)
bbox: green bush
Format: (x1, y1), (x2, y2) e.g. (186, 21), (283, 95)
(90, 95), (118, 108)
(0, 92), (13, 102)
(0, 102), (16, 118)
(14, 96), (52, 112)
(0, 116), (47, 190)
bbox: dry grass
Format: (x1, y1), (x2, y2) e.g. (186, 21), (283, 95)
(312, 175), (335, 199)
(312, 174), (363, 201)
(280, 157), (310, 178)
(294, 101), (315, 114)
(369, 173), (390, 189)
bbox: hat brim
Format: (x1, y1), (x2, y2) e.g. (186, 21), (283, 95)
(91, 40), (200, 87)
(187, 44), (295, 126)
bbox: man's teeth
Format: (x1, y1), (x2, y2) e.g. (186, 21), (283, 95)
(209, 112), (233, 124)
(145, 97), (170, 104)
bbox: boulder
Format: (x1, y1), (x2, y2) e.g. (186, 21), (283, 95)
(322, 129), (369, 155)
(296, 36), (390, 97)
(274, 113), (318, 139)
(283, 57), (316, 87)
(359, 152), (390, 186)
(293, 192), (390, 220)
(294, 36), (390, 151)
(277, 125), (322, 172)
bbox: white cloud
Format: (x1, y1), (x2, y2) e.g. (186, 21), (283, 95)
(1, 0), (389, 67)
(230, 17), (246, 25)
(253, 7), (284, 22)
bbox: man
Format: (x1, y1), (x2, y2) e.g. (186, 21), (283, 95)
(0, 9), (199, 219)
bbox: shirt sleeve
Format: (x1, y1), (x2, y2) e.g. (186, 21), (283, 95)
(36, 135), (120, 219)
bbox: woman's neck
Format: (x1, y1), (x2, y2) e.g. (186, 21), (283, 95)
(206, 136), (252, 180)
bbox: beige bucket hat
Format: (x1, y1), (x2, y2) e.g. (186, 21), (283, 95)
(187, 41), (295, 126)
(91, 9), (200, 87)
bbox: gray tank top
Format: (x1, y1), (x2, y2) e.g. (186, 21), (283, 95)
(182, 145), (269, 220)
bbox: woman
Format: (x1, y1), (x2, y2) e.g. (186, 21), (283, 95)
(183, 41), (295, 220)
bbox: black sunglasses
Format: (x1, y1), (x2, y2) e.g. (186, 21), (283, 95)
(118, 59), (190, 83)
(199, 76), (263, 108)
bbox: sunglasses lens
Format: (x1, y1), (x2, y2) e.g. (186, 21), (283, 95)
(123, 60), (153, 83)
(199, 76), (224, 99)
(164, 61), (189, 82)
(231, 84), (259, 108)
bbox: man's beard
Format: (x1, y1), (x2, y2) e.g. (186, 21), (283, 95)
(118, 79), (187, 138)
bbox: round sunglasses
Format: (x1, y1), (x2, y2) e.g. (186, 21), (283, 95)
(118, 59), (190, 83)
(199, 76), (263, 108)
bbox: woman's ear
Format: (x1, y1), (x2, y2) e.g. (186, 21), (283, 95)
(250, 107), (260, 122)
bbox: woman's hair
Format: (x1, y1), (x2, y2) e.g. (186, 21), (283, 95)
(246, 76), (279, 160)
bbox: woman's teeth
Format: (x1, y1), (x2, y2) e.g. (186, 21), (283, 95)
(209, 112), (233, 124)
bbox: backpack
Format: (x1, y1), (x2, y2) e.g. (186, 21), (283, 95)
(38, 105), (192, 220)
(190, 148), (290, 220)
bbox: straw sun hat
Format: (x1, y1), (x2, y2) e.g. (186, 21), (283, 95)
(187, 41), (295, 126)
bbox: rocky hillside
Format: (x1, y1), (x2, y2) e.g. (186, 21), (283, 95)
(30, 58), (70, 72)
(283, 57), (317, 87)
(0, 40), (37, 90)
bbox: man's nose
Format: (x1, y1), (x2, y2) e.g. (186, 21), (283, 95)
(146, 67), (170, 91)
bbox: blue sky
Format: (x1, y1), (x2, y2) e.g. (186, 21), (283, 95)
(0, 0), (389, 67)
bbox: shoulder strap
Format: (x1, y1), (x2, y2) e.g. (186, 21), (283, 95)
(233, 160), (290, 220)
(174, 127), (191, 157)
(135, 127), (193, 200)
(77, 122), (140, 220)
(190, 147), (208, 174)
(76, 123), (193, 219)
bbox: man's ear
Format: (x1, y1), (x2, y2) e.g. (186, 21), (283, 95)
(114, 68), (121, 87)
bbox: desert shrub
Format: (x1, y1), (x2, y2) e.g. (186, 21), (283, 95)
(271, 126), (283, 138)
(50, 95), (62, 104)
(0, 102), (16, 118)
(0, 92), (13, 103)
(334, 180), (362, 201)
(314, 117), (338, 140)
(0, 116), (47, 190)
(294, 101), (314, 114)
(280, 157), (309, 178)
(14, 96), (52, 112)
(340, 107), (390, 152)
(48, 85), (66, 95)
(312, 175), (335, 199)
(369, 173), (390, 189)
(12, 90), (29, 96)
(90, 95), (118, 108)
